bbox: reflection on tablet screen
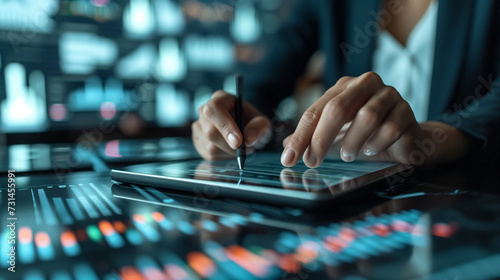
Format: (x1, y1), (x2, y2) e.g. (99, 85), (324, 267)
(154, 153), (396, 191)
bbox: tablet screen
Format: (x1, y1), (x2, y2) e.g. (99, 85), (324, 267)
(114, 153), (398, 194)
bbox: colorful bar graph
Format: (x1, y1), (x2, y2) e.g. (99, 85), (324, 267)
(202, 241), (257, 280)
(19, 227), (36, 264)
(61, 230), (81, 257)
(35, 231), (55, 261)
(186, 251), (216, 278)
(133, 214), (160, 242)
(120, 266), (146, 280)
(158, 251), (199, 280)
(86, 225), (103, 243)
(151, 212), (173, 231)
(136, 255), (169, 280)
(98, 220), (125, 248)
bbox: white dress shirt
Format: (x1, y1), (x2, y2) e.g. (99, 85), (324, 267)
(373, 1), (439, 123)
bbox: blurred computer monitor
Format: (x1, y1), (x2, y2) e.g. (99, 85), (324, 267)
(0, 0), (286, 144)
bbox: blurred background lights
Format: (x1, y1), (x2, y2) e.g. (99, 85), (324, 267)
(0, 0), (289, 135)
(49, 104), (68, 121)
(0, 0), (58, 32)
(155, 38), (187, 82)
(59, 32), (118, 75)
(231, 2), (261, 43)
(156, 84), (190, 127)
(1, 64), (48, 132)
(124, 0), (155, 38)
(184, 35), (234, 71)
(155, 0), (185, 35)
(116, 43), (157, 79)
(100, 102), (117, 119)
(90, 0), (110, 7)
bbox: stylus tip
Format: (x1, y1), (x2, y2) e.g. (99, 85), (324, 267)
(237, 157), (244, 171)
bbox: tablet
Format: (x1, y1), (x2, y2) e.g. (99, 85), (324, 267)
(110, 152), (411, 208)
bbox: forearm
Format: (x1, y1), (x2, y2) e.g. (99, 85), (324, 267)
(419, 121), (473, 165)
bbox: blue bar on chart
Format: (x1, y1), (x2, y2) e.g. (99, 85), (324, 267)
(132, 214), (160, 242)
(73, 263), (99, 280)
(23, 270), (46, 280)
(50, 270), (72, 280)
(53, 197), (74, 225)
(92, 183), (123, 215)
(132, 185), (159, 202)
(87, 191), (112, 217)
(70, 185), (99, 219)
(1, 230), (10, 268)
(66, 198), (86, 221)
(31, 189), (43, 225)
(38, 189), (59, 225)
(125, 228), (144, 246)
(177, 220), (195, 235)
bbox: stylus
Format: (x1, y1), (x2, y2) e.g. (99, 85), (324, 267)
(235, 74), (246, 171)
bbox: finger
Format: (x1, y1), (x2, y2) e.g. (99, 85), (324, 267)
(280, 77), (355, 167)
(302, 169), (328, 192)
(304, 72), (382, 167)
(243, 116), (271, 147)
(341, 87), (400, 161)
(283, 135), (292, 147)
(280, 169), (303, 190)
(192, 122), (233, 160)
(200, 91), (242, 149)
(363, 101), (414, 156)
(199, 117), (236, 156)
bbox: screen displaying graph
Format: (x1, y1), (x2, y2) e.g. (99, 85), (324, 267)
(0, 0), (286, 135)
(0, 180), (480, 280)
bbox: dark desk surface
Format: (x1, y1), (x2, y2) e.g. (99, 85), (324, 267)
(1, 149), (499, 280)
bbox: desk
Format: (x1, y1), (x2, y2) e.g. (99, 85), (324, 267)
(1, 160), (499, 280)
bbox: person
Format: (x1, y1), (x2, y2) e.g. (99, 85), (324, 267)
(192, 0), (500, 168)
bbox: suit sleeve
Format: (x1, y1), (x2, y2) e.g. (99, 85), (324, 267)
(240, 0), (319, 118)
(431, 74), (500, 162)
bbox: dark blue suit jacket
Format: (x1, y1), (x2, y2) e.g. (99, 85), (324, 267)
(244, 0), (500, 161)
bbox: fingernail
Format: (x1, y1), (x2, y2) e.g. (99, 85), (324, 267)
(281, 147), (296, 166)
(246, 129), (257, 147)
(228, 133), (239, 149)
(305, 150), (317, 167)
(341, 147), (354, 162)
(364, 147), (376, 156)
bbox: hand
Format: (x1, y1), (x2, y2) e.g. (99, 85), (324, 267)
(281, 71), (429, 168)
(192, 90), (271, 160)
